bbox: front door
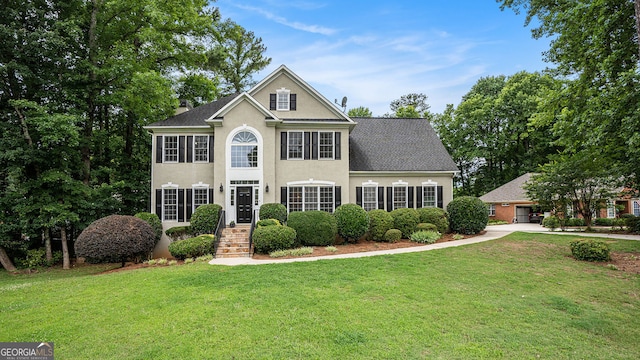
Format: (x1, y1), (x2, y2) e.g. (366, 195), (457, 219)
(236, 187), (253, 223)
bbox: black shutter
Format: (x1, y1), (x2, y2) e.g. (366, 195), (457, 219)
(178, 189), (185, 222)
(155, 189), (162, 218)
(290, 94), (296, 110)
(377, 187), (385, 209)
(334, 186), (341, 208)
(280, 132), (287, 160)
(186, 189), (193, 221)
(280, 187), (288, 207)
(437, 186), (443, 209)
(208, 188), (214, 204)
(156, 136), (163, 163)
(416, 186), (423, 208)
(187, 136), (193, 163)
(312, 132), (319, 160)
(408, 187), (414, 209)
(387, 187), (393, 211)
(335, 132), (341, 160)
(356, 187), (363, 206)
(178, 136), (186, 163)
(304, 132), (311, 160)
(209, 135), (214, 163)
(270, 94), (276, 110)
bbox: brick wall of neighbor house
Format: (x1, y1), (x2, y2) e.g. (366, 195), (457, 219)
(492, 203), (516, 223)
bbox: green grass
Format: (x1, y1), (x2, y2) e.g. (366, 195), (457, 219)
(1, 232), (640, 359)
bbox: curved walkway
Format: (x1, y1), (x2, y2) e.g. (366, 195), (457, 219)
(209, 223), (640, 266)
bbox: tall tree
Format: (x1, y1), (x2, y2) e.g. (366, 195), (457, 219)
(212, 19), (272, 94)
(347, 106), (373, 117)
(386, 93), (432, 118)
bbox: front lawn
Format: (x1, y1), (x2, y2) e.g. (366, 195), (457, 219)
(1, 232), (639, 359)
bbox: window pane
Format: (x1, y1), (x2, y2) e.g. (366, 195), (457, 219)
(163, 188), (177, 221)
(193, 188), (208, 210)
(231, 145), (258, 168)
(423, 186), (436, 207)
(363, 187), (377, 211)
(288, 132), (303, 159)
(289, 187), (302, 212)
(232, 131), (257, 144)
(277, 91), (289, 110)
(194, 136), (208, 162)
(319, 132), (333, 159)
(304, 187), (318, 211)
(393, 186), (407, 210)
(634, 201), (640, 216)
(164, 136), (178, 162)
(319, 187), (334, 213)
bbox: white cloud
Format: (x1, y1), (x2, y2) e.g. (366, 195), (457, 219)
(234, 4), (337, 35)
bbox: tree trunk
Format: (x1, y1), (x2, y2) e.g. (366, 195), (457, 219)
(43, 229), (52, 262)
(61, 227), (70, 270)
(0, 246), (17, 272)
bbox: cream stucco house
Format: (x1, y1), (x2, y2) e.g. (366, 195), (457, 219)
(145, 65), (458, 256)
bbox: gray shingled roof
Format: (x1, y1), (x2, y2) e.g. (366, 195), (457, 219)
(349, 117), (458, 172)
(146, 94), (240, 127)
(480, 173), (534, 203)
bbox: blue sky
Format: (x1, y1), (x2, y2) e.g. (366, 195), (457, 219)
(215, 1), (550, 116)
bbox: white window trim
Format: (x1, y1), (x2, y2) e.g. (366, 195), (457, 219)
(634, 200), (640, 217)
(287, 131), (304, 160)
(488, 203), (496, 217)
(318, 131), (335, 160)
(193, 135), (209, 163)
(421, 180), (438, 208)
(392, 180), (408, 210)
(276, 88), (291, 111)
(229, 129), (260, 169)
(161, 182), (179, 222)
(286, 179), (336, 213)
(163, 135), (178, 163)
(191, 182), (210, 212)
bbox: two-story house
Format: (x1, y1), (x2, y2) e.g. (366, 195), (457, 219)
(145, 65), (458, 256)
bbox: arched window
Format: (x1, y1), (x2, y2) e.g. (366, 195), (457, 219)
(231, 131), (258, 168)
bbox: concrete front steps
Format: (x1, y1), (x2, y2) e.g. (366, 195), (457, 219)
(215, 225), (251, 258)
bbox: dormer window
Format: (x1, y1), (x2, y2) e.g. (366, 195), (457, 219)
(270, 89), (297, 111)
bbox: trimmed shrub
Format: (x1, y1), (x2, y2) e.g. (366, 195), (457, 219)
(368, 209), (394, 242)
(260, 203), (287, 224)
(416, 207), (449, 234)
(570, 239), (611, 262)
(565, 218), (585, 227)
(75, 215), (156, 266)
(542, 215), (560, 231)
(390, 208), (420, 239)
(384, 229), (402, 243)
(168, 234), (215, 260)
(134, 212), (163, 245)
(594, 218), (614, 226)
(447, 196), (488, 235)
(624, 216), (640, 234)
(257, 218), (281, 227)
(190, 204), (222, 235)
(252, 225), (297, 254)
(165, 226), (193, 241)
(416, 223), (438, 232)
(335, 203), (369, 243)
(410, 230), (441, 244)
(287, 211), (337, 246)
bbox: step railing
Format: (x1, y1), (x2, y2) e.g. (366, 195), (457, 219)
(213, 210), (226, 258)
(248, 209), (259, 255)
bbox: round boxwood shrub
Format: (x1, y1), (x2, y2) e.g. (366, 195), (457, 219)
(287, 211), (337, 246)
(542, 215), (560, 231)
(570, 239), (611, 262)
(368, 209), (394, 242)
(335, 203), (369, 243)
(190, 204), (222, 235)
(624, 215), (640, 234)
(390, 208), (420, 239)
(257, 218), (281, 227)
(447, 196), (488, 235)
(416, 207), (449, 234)
(384, 229), (402, 243)
(252, 225), (297, 254)
(134, 212), (163, 245)
(259, 203), (287, 224)
(168, 234), (215, 260)
(75, 215), (156, 266)
(416, 223), (438, 232)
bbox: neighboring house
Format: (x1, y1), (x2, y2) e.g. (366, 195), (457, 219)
(481, 173), (640, 223)
(145, 65), (459, 256)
